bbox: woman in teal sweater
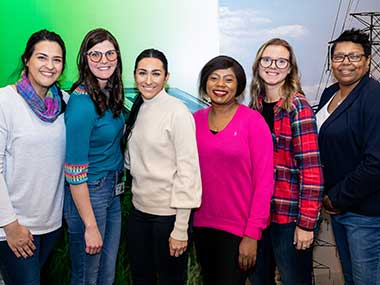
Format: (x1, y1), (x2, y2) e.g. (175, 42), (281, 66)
(63, 28), (125, 285)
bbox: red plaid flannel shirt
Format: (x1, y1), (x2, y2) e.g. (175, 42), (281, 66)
(258, 93), (323, 230)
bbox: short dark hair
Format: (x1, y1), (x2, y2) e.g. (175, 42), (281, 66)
(22, 29), (66, 76)
(134, 48), (168, 75)
(199, 55), (246, 98)
(71, 28), (124, 117)
(331, 28), (371, 57)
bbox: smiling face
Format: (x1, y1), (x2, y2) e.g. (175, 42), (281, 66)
(206, 68), (237, 106)
(134, 57), (169, 100)
(258, 44), (291, 89)
(332, 41), (370, 88)
(87, 40), (118, 89)
(25, 40), (63, 98)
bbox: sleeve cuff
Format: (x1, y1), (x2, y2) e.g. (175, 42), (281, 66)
(64, 162), (89, 184)
(0, 215), (17, 228)
(327, 190), (340, 209)
(296, 215), (320, 230)
(170, 209), (191, 241)
(244, 227), (262, 240)
(296, 224), (314, 232)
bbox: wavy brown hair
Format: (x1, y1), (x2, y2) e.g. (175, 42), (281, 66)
(71, 28), (124, 117)
(249, 38), (302, 112)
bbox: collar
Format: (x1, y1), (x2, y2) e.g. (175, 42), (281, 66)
(141, 88), (167, 104)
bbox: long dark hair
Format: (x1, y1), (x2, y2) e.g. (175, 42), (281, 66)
(125, 48), (168, 140)
(71, 28), (124, 117)
(15, 29), (66, 82)
(19, 29), (67, 112)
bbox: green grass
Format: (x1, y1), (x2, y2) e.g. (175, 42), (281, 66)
(41, 176), (202, 284)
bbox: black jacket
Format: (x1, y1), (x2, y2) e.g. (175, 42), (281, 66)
(316, 75), (380, 216)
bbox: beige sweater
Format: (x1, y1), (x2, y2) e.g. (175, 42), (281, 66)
(126, 89), (202, 240)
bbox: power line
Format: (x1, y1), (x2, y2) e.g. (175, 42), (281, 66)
(347, 0), (361, 27)
(314, 0), (343, 101)
(341, 0), (354, 32)
(351, 12), (380, 80)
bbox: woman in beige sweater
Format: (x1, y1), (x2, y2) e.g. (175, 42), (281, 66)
(124, 48), (202, 285)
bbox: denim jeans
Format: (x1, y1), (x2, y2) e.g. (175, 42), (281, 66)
(0, 228), (62, 285)
(126, 207), (188, 285)
(331, 212), (380, 285)
(250, 223), (314, 285)
(64, 170), (122, 285)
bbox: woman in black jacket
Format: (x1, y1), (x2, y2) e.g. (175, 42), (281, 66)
(316, 28), (380, 285)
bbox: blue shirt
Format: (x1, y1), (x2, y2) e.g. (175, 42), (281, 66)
(64, 86), (124, 184)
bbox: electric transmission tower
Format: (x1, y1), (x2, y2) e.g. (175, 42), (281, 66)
(351, 12), (380, 80)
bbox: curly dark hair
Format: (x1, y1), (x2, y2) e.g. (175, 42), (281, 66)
(71, 28), (124, 117)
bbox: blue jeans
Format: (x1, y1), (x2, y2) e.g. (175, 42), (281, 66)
(250, 223), (314, 285)
(0, 228), (62, 285)
(331, 212), (380, 285)
(64, 170), (122, 285)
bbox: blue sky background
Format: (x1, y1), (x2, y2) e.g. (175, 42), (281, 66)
(218, 0), (380, 104)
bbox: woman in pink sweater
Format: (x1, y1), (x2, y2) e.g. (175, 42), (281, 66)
(193, 55), (274, 285)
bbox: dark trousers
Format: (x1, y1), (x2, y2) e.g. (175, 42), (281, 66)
(250, 223), (314, 285)
(126, 207), (188, 285)
(194, 227), (248, 285)
(0, 228), (62, 285)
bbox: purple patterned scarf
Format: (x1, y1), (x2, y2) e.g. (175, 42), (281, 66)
(16, 73), (62, 122)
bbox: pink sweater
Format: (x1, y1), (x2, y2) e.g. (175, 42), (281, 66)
(193, 105), (274, 240)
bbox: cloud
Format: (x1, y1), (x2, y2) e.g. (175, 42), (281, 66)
(219, 6), (271, 38)
(302, 84), (321, 103)
(266, 25), (306, 38)
(219, 6), (307, 40)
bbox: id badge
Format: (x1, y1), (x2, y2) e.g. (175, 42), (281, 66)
(115, 171), (125, 196)
(115, 182), (125, 196)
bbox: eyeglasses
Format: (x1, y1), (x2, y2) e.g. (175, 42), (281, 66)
(87, 50), (118, 63)
(331, 53), (366, 63)
(259, 57), (290, 69)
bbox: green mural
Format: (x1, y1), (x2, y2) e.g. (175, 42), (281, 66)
(0, 0), (180, 89)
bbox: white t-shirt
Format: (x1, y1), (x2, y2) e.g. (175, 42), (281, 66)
(316, 94), (335, 132)
(0, 85), (67, 240)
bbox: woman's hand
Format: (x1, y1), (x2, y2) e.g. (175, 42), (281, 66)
(322, 194), (341, 215)
(84, 225), (103, 255)
(238, 236), (258, 271)
(69, 183), (103, 255)
(4, 220), (35, 258)
(293, 226), (313, 250)
(169, 237), (187, 257)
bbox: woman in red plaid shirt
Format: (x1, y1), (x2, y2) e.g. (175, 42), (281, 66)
(249, 38), (324, 285)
